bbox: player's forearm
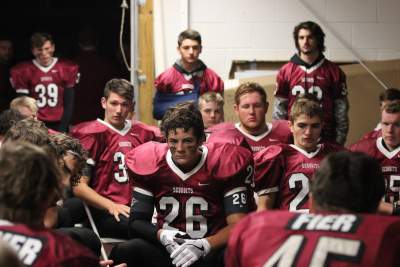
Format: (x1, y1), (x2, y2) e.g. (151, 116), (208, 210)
(72, 180), (114, 211)
(257, 193), (276, 211)
(272, 97), (288, 120)
(206, 213), (246, 250)
(334, 98), (349, 145)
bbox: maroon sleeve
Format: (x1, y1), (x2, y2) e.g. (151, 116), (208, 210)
(331, 66), (347, 99)
(225, 215), (251, 267)
(254, 145), (285, 196)
(154, 67), (174, 93)
(61, 60), (80, 88)
(10, 63), (30, 94)
(274, 64), (290, 98)
(203, 68), (224, 94)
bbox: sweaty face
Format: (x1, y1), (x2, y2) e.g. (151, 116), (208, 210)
(167, 128), (202, 172)
(32, 40), (55, 67)
(297, 29), (319, 56)
(381, 110), (400, 151)
(199, 101), (224, 128)
(290, 114), (322, 152)
(234, 92), (268, 135)
(177, 39), (202, 68)
(0, 40), (13, 63)
(102, 92), (133, 130)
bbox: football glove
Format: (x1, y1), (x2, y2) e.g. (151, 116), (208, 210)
(159, 229), (189, 254)
(170, 238), (211, 267)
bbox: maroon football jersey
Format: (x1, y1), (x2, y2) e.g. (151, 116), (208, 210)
(206, 127), (251, 152)
(359, 123), (381, 141)
(0, 220), (98, 267)
(275, 57), (347, 141)
(71, 119), (156, 205)
(126, 142), (254, 238)
(255, 143), (343, 212)
(234, 120), (292, 153)
(155, 64), (224, 95)
(10, 58), (79, 122)
(226, 211), (400, 267)
(349, 137), (400, 203)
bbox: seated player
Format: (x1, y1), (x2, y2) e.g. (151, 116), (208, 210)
(110, 102), (254, 267)
(71, 78), (158, 239)
(0, 109), (24, 145)
(0, 141), (99, 266)
(226, 151), (400, 267)
(9, 95), (38, 120)
(199, 92), (224, 129)
(255, 95), (343, 212)
(208, 82), (291, 154)
(360, 87), (400, 140)
(349, 101), (400, 215)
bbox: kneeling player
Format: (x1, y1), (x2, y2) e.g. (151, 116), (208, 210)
(111, 102), (254, 267)
(226, 151), (400, 267)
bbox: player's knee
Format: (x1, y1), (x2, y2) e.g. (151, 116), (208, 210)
(110, 239), (147, 265)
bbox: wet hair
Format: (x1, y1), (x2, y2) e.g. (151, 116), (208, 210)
(379, 88), (400, 104)
(10, 96), (38, 117)
(0, 141), (62, 225)
(50, 133), (88, 185)
(289, 94), (323, 123)
(160, 101), (205, 142)
(178, 29), (202, 47)
(0, 109), (24, 136)
(293, 21), (326, 53)
(234, 82), (267, 105)
(311, 151), (384, 213)
(30, 32), (54, 48)
(103, 78), (134, 103)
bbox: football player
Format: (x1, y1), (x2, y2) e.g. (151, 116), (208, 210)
(273, 21), (349, 145)
(110, 102), (253, 267)
(226, 151), (400, 267)
(10, 32), (79, 132)
(71, 78), (157, 239)
(199, 92), (224, 129)
(0, 141), (99, 266)
(208, 82), (291, 154)
(349, 101), (400, 214)
(255, 95), (343, 212)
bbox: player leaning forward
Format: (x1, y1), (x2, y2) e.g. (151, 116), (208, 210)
(110, 102), (254, 267)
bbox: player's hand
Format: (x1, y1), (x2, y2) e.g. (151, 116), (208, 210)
(159, 229), (189, 254)
(171, 238), (211, 267)
(106, 202), (130, 222)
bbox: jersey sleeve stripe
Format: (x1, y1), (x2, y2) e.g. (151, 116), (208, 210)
(86, 158), (96, 166)
(134, 187), (154, 197)
(257, 187), (279, 196)
(16, 89), (29, 94)
(224, 187), (247, 197)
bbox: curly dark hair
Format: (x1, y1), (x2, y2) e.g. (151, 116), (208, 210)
(0, 141), (62, 225)
(0, 109), (24, 136)
(160, 101), (205, 142)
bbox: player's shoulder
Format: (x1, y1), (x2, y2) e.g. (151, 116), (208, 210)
(71, 120), (107, 138)
(322, 142), (346, 152)
(254, 143), (288, 162)
(126, 141), (168, 175)
(207, 122), (235, 133)
(57, 58), (78, 68)
(348, 137), (377, 152)
(205, 142), (253, 179)
(11, 60), (33, 72)
(131, 121), (160, 140)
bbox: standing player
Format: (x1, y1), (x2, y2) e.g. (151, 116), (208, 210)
(210, 82), (291, 154)
(349, 101), (400, 212)
(110, 102), (253, 267)
(153, 29), (224, 120)
(71, 78), (157, 238)
(255, 95), (342, 212)
(273, 21), (349, 145)
(10, 32), (79, 132)
(0, 141), (99, 267)
(226, 151), (400, 267)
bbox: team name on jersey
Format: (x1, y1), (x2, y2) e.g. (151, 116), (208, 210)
(0, 230), (43, 265)
(40, 76), (53, 82)
(119, 141), (132, 148)
(301, 163), (320, 169)
(301, 77), (314, 83)
(382, 166), (397, 173)
(172, 187), (194, 194)
(287, 214), (361, 233)
(251, 146), (264, 152)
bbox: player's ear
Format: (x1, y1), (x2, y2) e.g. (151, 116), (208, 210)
(233, 104), (239, 115)
(288, 120), (294, 133)
(101, 97), (107, 109)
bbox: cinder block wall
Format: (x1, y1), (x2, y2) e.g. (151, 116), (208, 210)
(156, 0), (400, 80)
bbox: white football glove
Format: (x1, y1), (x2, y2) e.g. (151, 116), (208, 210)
(159, 229), (189, 254)
(170, 238), (211, 267)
